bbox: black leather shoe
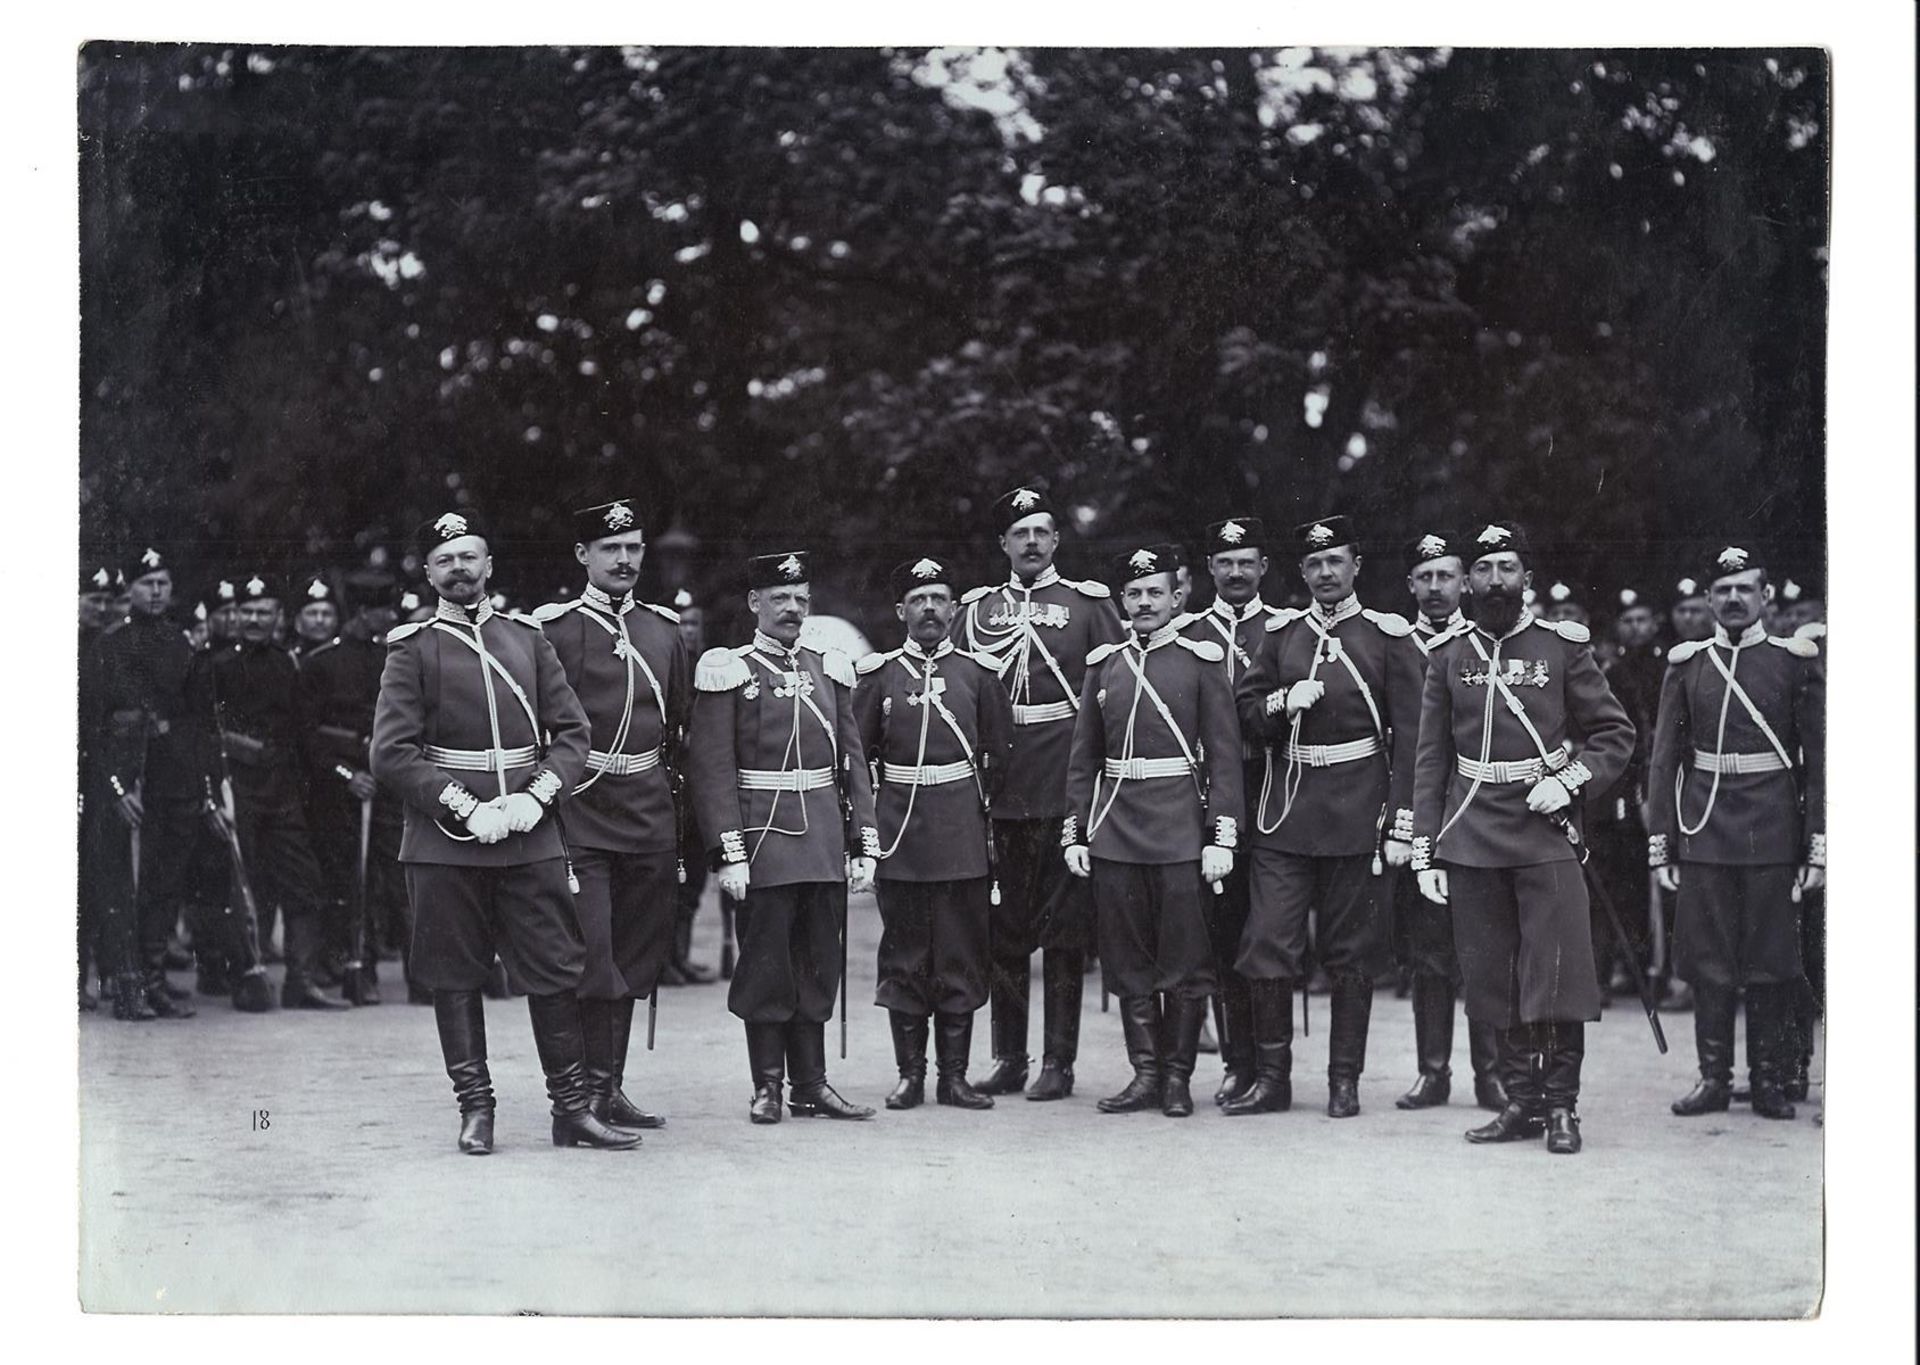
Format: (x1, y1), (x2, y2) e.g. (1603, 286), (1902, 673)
(1671, 1077), (1732, 1116)
(283, 978), (349, 1010)
(1160, 992), (1206, 1118)
(1097, 996), (1164, 1113)
(1396, 1072), (1451, 1110)
(1749, 1082), (1797, 1120)
(1465, 1103), (1546, 1143)
(552, 1109), (643, 1148)
(789, 1082), (876, 1120)
(936, 1074), (994, 1110)
(1025, 1059), (1074, 1101)
(932, 1013), (992, 1109)
(112, 974), (157, 1022)
(749, 1083), (784, 1124)
(746, 1022), (785, 1124)
(886, 1012), (929, 1111)
(886, 1074), (925, 1110)
(1221, 1047), (1292, 1115)
(458, 1108), (495, 1155)
(1327, 1075), (1361, 1119)
(343, 963), (382, 1006)
(231, 968), (275, 1013)
(600, 999), (665, 1128)
(1162, 1075), (1195, 1117)
(1545, 1107), (1582, 1154)
(975, 1055), (1029, 1096)
(1214, 1066), (1254, 1107)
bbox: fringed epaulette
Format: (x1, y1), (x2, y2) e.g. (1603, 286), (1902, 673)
(1174, 637), (1225, 662)
(1769, 634), (1819, 659)
(1667, 640), (1709, 665)
(1363, 608), (1414, 638)
(856, 648), (901, 676)
(1087, 641), (1123, 667)
(1068, 578), (1112, 599)
(643, 601), (681, 624)
(821, 647), (857, 689)
(1793, 622), (1826, 641)
(1264, 608), (1308, 632)
(1534, 617), (1591, 644)
(960, 584), (996, 605)
(695, 647), (752, 692)
(530, 599), (579, 623)
(386, 621), (427, 645)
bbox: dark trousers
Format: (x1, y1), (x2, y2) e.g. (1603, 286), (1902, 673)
(1447, 861), (1602, 1027)
(403, 858), (585, 995)
(1672, 862), (1803, 989)
(309, 789), (406, 964)
(569, 845), (678, 999)
(1396, 866), (1461, 983)
(135, 792), (204, 970)
(1207, 849), (1256, 1059)
(82, 795), (137, 977)
(875, 876), (991, 1016)
(1236, 848), (1386, 981)
(991, 817), (1089, 955)
(1091, 858), (1215, 1001)
(1588, 810), (1652, 982)
(729, 880), (846, 1024)
(231, 784), (330, 982)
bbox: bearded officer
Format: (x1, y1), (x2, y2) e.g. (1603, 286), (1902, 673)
(853, 557), (1014, 1111)
(952, 482), (1123, 1101)
(1648, 543), (1824, 1121)
(1226, 516), (1423, 1119)
(687, 550), (880, 1124)
(1411, 520), (1636, 1155)
(1393, 530), (1507, 1112)
(372, 510), (637, 1154)
(1064, 543), (1241, 1118)
(1177, 516), (1283, 1106)
(532, 497), (691, 1132)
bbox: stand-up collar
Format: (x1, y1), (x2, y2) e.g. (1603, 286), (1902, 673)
(903, 638), (955, 662)
(1417, 608), (1467, 635)
(1008, 565), (1062, 592)
(1210, 595), (1267, 624)
(435, 596), (493, 627)
(753, 628), (801, 659)
(582, 583), (634, 613)
(1713, 621), (1766, 648)
(1311, 593), (1360, 627)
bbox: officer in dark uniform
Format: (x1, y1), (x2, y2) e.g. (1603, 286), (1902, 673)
(1587, 588), (1666, 1002)
(952, 483), (1123, 1101)
(1227, 516), (1423, 1119)
(687, 550), (881, 1124)
(1392, 530), (1507, 1113)
(1177, 517), (1283, 1105)
(205, 573), (348, 1011)
(1648, 543), (1824, 1121)
(662, 587), (720, 985)
(78, 564), (122, 1010)
(532, 497), (692, 1132)
(1064, 543), (1242, 1118)
(853, 557), (1014, 1111)
(1411, 520), (1636, 1154)
(372, 510), (637, 1155)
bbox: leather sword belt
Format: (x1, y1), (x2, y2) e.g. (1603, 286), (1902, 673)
(586, 746), (663, 776)
(425, 743), (538, 772)
(1103, 755), (1194, 781)
(1285, 735), (1381, 768)
(1012, 700), (1074, 725)
(881, 760), (975, 787)
(738, 765), (836, 793)
(1693, 748), (1789, 775)
(1456, 743), (1571, 785)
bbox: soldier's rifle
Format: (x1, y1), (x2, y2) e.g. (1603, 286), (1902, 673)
(206, 661), (275, 1012)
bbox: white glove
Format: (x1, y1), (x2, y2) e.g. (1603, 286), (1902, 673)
(717, 862), (751, 900)
(1655, 865), (1681, 894)
(1064, 845), (1092, 878)
(1417, 868), (1449, 905)
(1382, 838), (1413, 869)
(465, 802), (512, 845)
(1285, 679), (1326, 717)
(1526, 776), (1571, 814)
(499, 792), (545, 833)
(1201, 845), (1232, 883)
(848, 857), (876, 895)
(1796, 864), (1824, 895)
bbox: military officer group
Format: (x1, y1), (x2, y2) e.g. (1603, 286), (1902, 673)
(76, 484), (1826, 1160)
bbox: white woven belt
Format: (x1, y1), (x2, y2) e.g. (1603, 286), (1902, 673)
(1456, 744), (1570, 785)
(1286, 735), (1381, 768)
(882, 760), (975, 787)
(1012, 700), (1075, 726)
(1693, 748), (1789, 775)
(1103, 756), (1194, 781)
(425, 744), (538, 772)
(586, 746), (663, 777)
(738, 766), (836, 793)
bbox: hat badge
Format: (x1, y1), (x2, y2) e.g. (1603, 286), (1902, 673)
(217, 580), (234, 599)
(1011, 488), (1041, 511)
(1619, 589), (1639, 607)
(400, 591), (421, 611)
(778, 554), (804, 581)
(1677, 577), (1699, 596)
(246, 575), (267, 597)
(1549, 582), (1572, 602)
(1129, 549), (1158, 574)
(141, 547), (162, 568)
(911, 558), (942, 580)
(1716, 546), (1748, 572)
(672, 588), (693, 609)
(1416, 534), (1448, 560)
(603, 501), (635, 531)
(1306, 523), (1335, 548)
(1218, 520), (1246, 545)
(1781, 579), (1802, 601)
(194, 602), (208, 621)
(307, 579), (329, 600)
(91, 567), (110, 588)
(1477, 525), (1510, 547)
(434, 512), (469, 540)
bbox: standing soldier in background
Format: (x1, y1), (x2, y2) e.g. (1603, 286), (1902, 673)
(290, 575), (341, 661)
(662, 587), (720, 985)
(533, 498), (691, 1132)
(1669, 577), (1713, 645)
(1649, 544), (1824, 1121)
(1589, 588), (1667, 1005)
(1411, 521), (1636, 1155)
(1228, 516), (1422, 1119)
(687, 551), (880, 1124)
(78, 564), (122, 1010)
(953, 483), (1122, 1101)
(372, 510), (636, 1154)
(1179, 517), (1282, 1105)
(854, 557), (1013, 1111)
(1065, 544), (1241, 1118)
(1392, 531), (1506, 1113)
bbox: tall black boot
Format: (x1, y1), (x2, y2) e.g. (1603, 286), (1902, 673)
(718, 898), (737, 980)
(1096, 995), (1165, 1113)
(1671, 984), (1736, 1116)
(885, 1011), (929, 1110)
(673, 907), (717, 984)
(527, 992), (642, 1149)
(1746, 984), (1798, 1120)
(1160, 992), (1207, 1118)
(603, 997), (665, 1128)
(1467, 1023), (1546, 1142)
(1468, 1019), (1508, 1111)
(787, 1020), (875, 1119)
(281, 907), (347, 1010)
(112, 971), (158, 1022)
(934, 1012), (994, 1110)
(1542, 1021), (1585, 1154)
(1396, 973), (1456, 1109)
(746, 1021), (786, 1124)
(1223, 976), (1293, 1115)
(578, 998), (647, 1137)
(1785, 974), (1816, 1102)
(1028, 948), (1081, 1101)
(1326, 970), (1373, 1118)
(143, 937), (196, 1018)
(976, 958), (1031, 1095)
(433, 989), (495, 1155)
(1212, 972), (1255, 1105)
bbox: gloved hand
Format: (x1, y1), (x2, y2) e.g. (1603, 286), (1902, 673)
(1285, 679), (1327, 717)
(1796, 864), (1824, 895)
(1064, 845), (1092, 878)
(498, 792), (545, 833)
(848, 857), (876, 895)
(346, 770), (377, 802)
(1201, 845), (1232, 883)
(465, 801), (512, 845)
(1417, 868), (1449, 905)
(1655, 865), (1681, 894)
(1382, 838), (1413, 869)
(114, 790), (145, 831)
(1526, 776), (1571, 814)
(717, 862), (751, 900)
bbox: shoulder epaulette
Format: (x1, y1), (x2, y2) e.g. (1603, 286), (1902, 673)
(695, 647), (752, 692)
(960, 584), (996, 606)
(506, 611), (544, 630)
(1174, 637), (1225, 662)
(531, 599), (579, 623)
(1069, 578), (1112, 600)
(1087, 641), (1123, 667)
(1169, 611), (1200, 632)
(1534, 616), (1591, 644)
(1769, 634), (1820, 659)
(856, 648), (900, 676)
(821, 647), (857, 689)
(386, 620), (427, 645)
(1666, 640), (1709, 665)
(1264, 608), (1308, 633)
(962, 648), (1012, 676)
(1794, 622), (1826, 641)
(642, 600), (681, 624)
(1362, 608), (1414, 638)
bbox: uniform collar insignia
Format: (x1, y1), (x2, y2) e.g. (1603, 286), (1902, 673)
(903, 638), (953, 661)
(1312, 593), (1360, 625)
(753, 628), (800, 659)
(1211, 595), (1265, 623)
(1008, 565), (1062, 592)
(583, 583), (634, 612)
(435, 596), (493, 626)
